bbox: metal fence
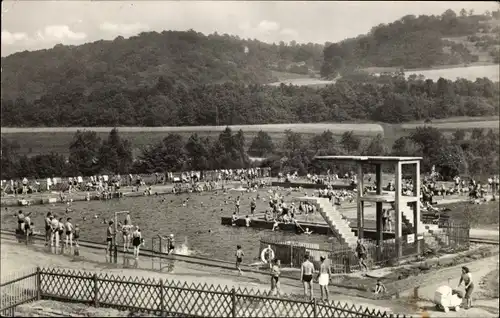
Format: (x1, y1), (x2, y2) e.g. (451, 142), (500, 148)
(0, 267), (410, 318)
(261, 221), (470, 274)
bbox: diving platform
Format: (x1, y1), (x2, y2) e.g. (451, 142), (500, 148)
(361, 193), (419, 204)
(313, 155), (424, 259)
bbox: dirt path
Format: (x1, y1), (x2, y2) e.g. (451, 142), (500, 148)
(395, 255), (499, 317)
(2, 239), (498, 317)
(0, 239), (399, 314)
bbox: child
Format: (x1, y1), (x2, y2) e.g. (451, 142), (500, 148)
(231, 212), (238, 226)
(73, 224), (80, 251)
(374, 280), (386, 294)
(235, 245), (244, 275)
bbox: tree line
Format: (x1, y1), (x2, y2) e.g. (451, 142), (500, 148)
(1, 126), (498, 181)
(1, 74), (498, 127)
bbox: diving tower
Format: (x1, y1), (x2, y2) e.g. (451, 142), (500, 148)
(313, 155), (424, 258)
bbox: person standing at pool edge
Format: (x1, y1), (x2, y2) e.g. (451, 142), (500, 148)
(132, 226), (142, 259)
(167, 234), (175, 254)
(270, 259), (281, 296)
(235, 245), (244, 275)
(106, 221), (114, 255)
(301, 254), (315, 301)
(317, 256), (332, 302)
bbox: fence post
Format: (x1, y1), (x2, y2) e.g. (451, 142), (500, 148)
(231, 288), (236, 318)
(93, 274), (99, 307)
(36, 267), (41, 300)
(159, 279), (164, 316)
(312, 298), (317, 318)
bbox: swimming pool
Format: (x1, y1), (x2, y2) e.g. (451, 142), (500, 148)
(1, 190), (337, 262)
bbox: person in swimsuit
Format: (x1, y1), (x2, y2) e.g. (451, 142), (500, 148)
(106, 221), (114, 254)
(458, 266), (474, 309)
(250, 198), (256, 216)
(374, 279), (386, 294)
(125, 212), (131, 226)
(301, 254), (315, 301)
(235, 245), (244, 275)
(73, 224), (80, 254)
(44, 213), (52, 246)
(356, 240), (368, 272)
(132, 226), (142, 259)
(23, 213), (31, 235)
(270, 259), (281, 296)
(50, 215), (59, 248)
(65, 217), (73, 252)
(57, 218), (65, 252)
(121, 222), (132, 252)
(235, 196), (240, 214)
(272, 219), (280, 231)
(17, 210), (25, 234)
(231, 212), (238, 226)
(318, 256), (332, 302)
(167, 234), (175, 254)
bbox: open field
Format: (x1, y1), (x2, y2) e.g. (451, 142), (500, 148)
(363, 64), (499, 82)
(405, 116), (500, 124)
(399, 120), (500, 131)
(268, 78), (336, 87)
(2, 117), (498, 157)
(0, 124), (384, 157)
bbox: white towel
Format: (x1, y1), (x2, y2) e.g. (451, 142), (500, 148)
(318, 274), (329, 286)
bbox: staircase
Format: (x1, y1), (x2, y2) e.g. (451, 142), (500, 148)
(400, 204), (447, 248)
(301, 197), (358, 249)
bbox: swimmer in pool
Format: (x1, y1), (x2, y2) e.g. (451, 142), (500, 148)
(231, 212), (238, 226)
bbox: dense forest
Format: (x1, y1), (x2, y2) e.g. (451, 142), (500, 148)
(321, 9), (500, 78)
(1, 73), (498, 126)
(1, 126), (498, 180)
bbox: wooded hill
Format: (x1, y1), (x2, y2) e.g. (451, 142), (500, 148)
(321, 9), (500, 78)
(1, 8), (499, 120)
(1, 30), (324, 101)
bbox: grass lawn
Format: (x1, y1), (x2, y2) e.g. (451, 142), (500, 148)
(479, 268), (499, 299)
(438, 201), (499, 229)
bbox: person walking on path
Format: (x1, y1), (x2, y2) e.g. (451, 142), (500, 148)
(301, 254), (315, 301)
(458, 266), (474, 309)
(317, 256), (332, 302)
(356, 240), (369, 272)
(269, 259), (281, 297)
(235, 245), (244, 275)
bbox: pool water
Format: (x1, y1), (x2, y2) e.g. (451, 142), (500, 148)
(1, 190), (336, 262)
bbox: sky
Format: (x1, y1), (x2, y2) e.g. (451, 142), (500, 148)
(1, 1), (499, 57)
